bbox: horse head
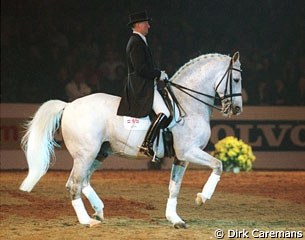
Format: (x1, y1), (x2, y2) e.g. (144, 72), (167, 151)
(215, 51), (243, 117)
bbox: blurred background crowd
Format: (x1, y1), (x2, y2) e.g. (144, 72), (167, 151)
(1, 0), (305, 105)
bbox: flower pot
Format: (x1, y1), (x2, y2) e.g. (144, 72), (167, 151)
(233, 167), (240, 174)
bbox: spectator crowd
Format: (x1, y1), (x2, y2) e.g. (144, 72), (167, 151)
(1, 0), (304, 105)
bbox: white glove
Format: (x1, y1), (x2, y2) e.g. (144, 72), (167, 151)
(160, 70), (168, 81)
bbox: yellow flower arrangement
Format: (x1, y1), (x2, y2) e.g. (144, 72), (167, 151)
(211, 136), (256, 172)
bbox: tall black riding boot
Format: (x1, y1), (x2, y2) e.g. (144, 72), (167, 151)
(140, 113), (168, 158)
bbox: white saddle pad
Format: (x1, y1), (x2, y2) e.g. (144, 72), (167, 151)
(123, 116), (151, 130)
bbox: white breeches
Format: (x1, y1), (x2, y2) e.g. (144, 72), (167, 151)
(153, 88), (170, 117)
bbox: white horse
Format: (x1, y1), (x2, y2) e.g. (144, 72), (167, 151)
(20, 52), (243, 228)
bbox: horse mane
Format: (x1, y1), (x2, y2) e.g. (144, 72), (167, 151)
(171, 53), (230, 82)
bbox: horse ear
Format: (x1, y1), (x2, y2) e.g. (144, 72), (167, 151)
(232, 51), (240, 62)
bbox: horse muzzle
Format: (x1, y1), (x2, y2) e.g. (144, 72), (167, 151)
(221, 98), (242, 117)
(232, 105), (242, 115)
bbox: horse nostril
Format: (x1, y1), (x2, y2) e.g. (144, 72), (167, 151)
(234, 106), (240, 113)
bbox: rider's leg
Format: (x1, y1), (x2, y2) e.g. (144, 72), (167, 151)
(140, 89), (170, 158)
(152, 88), (170, 118)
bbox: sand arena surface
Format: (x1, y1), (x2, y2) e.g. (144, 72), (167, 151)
(1, 170), (305, 239)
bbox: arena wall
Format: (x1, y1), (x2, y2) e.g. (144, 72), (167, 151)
(1, 103), (304, 170)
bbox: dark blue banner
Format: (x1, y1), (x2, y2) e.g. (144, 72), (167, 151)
(206, 120), (305, 151)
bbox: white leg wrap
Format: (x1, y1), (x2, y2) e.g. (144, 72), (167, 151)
(72, 198), (91, 224)
(82, 185), (104, 213)
(166, 198), (184, 224)
(168, 180), (181, 198)
(202, 172), (220, 200)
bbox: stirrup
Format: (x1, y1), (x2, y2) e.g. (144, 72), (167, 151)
(139, 145), (154, 158)
(151, 152), (158, 163)
(139, 145), (161, 163)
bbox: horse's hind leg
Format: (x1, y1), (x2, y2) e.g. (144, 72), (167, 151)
(82, 141), (112, 220)
(66, 158), (101, 227)
(82, 158), (105, 221)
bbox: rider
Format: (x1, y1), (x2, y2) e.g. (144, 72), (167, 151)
(117, 11), (170, 159)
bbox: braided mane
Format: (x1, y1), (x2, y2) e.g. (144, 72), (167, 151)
(171, 53), (229, 81)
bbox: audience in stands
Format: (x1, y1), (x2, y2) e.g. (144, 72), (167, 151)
(65, 68), (92, 101)
(1, 1), (304, 106)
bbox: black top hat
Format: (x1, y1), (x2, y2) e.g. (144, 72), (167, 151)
(127, 11), (151, 27)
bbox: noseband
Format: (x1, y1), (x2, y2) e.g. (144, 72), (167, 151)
(215, 58), (242, 103)
(165, 57), (242, 112)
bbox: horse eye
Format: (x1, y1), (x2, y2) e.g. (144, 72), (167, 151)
(233, 78), (240, 83)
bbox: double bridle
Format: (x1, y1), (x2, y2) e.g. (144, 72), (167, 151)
(165, 58), (242, 112)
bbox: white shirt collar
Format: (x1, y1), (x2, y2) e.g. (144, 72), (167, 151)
(133, 31), (148, 45)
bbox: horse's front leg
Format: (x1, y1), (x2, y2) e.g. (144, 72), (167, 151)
(166, 158), (189, 229)
(181, 147), (223, 205)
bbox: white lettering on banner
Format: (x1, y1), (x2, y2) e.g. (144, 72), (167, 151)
(210, 121), (305, 150)
(257, 124), (291, 147)
(291, 125), (305, 147)
(210, 125), (235, 144)
(236, 124), (262, 147)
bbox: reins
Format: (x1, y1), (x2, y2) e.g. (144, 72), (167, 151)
(166, 80), (222, 111)
(165, 58), (242, 113)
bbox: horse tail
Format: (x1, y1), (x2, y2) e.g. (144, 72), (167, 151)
(20, 100), (67, 192)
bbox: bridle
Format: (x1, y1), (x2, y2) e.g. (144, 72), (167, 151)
(215, 58), (242, 106)
(165, 58), (242, 112)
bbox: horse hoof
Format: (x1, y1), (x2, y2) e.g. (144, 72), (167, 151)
(86, 218), (101, 227)
(195, 193), (203, 206)
(93, 212), (104, 221)
(174, 222), (189, 229)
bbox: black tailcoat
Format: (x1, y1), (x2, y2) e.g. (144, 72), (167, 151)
(117, 33), (160, 117)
